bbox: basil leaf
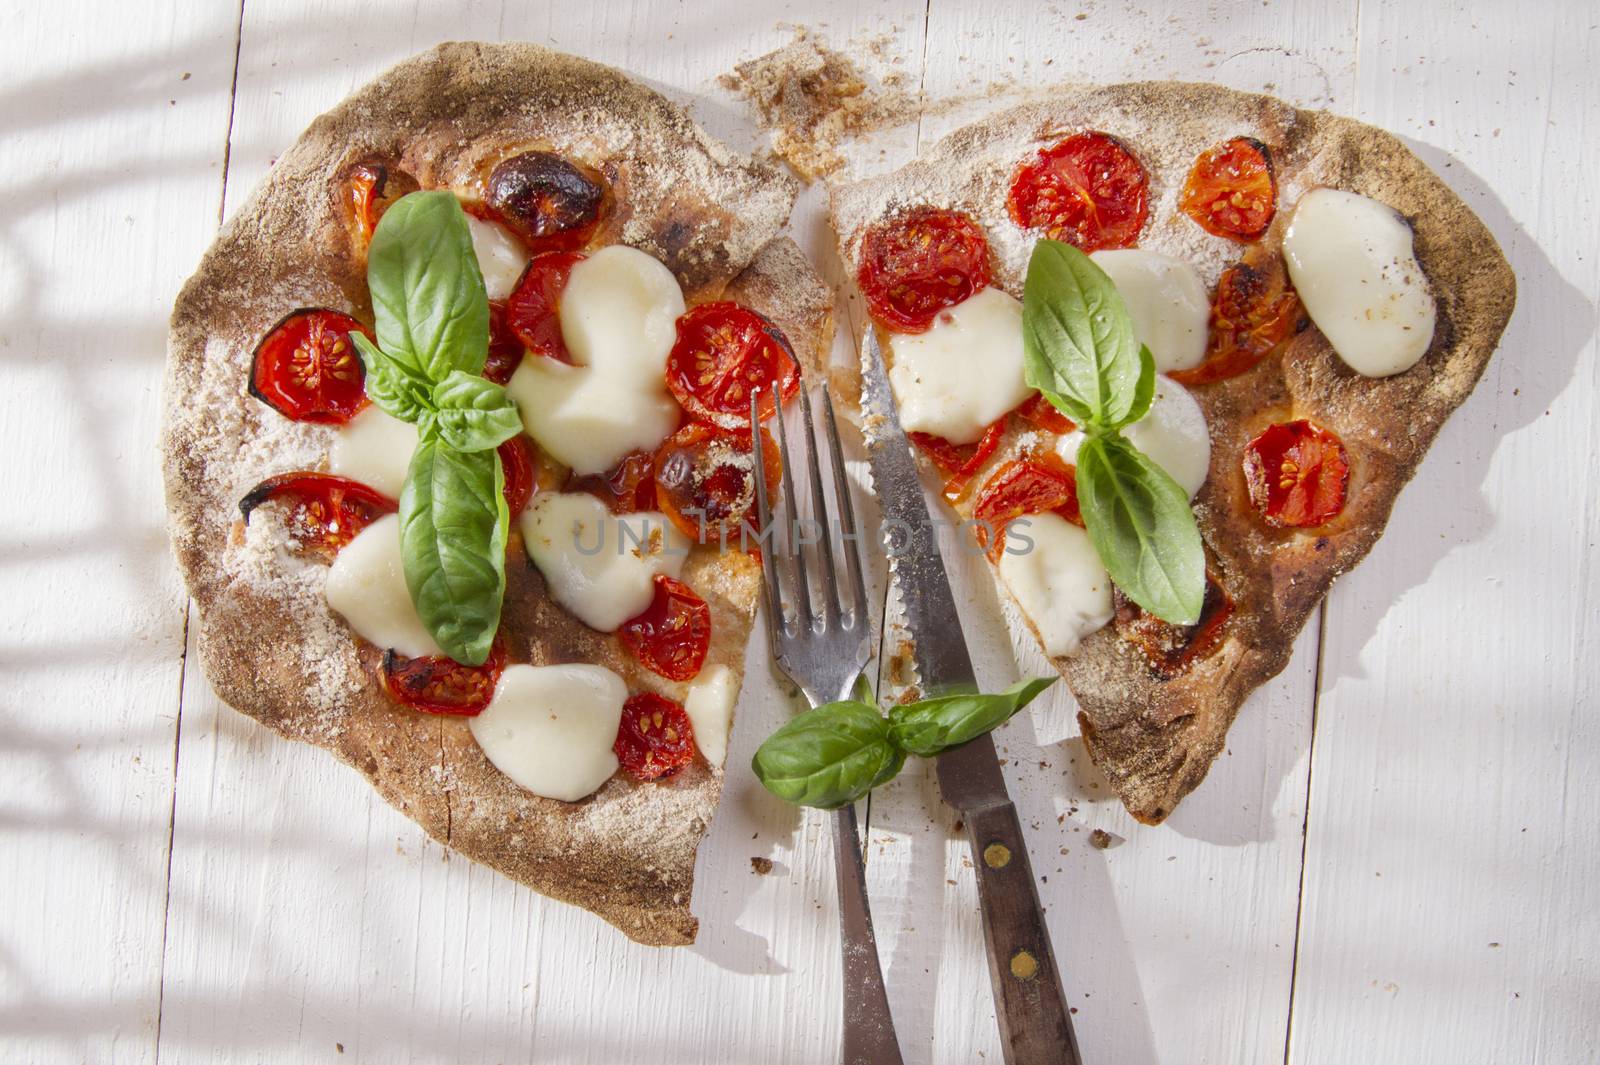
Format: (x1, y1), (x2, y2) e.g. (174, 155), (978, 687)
(1022, 240), (1143, 428)
(427, 371), (522, 453)
(887, 676), (1057, 756)
(399, 436), (508, 665)
(351, 332), (434, 423)
(752, 701), (906, 810)
(1076, 433), (1204, 625)
(1118, 344), (1158, 430)
(368, 191), (490, 381)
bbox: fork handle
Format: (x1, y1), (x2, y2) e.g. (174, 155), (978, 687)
(830, 804), (905, 1065)
(964, 801), (1082, 1065)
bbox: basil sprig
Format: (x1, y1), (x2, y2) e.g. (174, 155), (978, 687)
(1022, 240), (1204, 625)
(888, 676), (1057, 756)
(353, 191), (521, 666)
(751, 677), (1056, 809)
(751, 701), (906, 809)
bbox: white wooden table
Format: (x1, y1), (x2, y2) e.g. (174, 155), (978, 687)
(4, 1), (1597, 1061)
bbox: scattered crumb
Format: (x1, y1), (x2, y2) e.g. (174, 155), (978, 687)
(750, 856), (774, 875)
(1088, 828), (1121, 850)
(720, 28), (917, 182)
(336, 1044), (345, 1054)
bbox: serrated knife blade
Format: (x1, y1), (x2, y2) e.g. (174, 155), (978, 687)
(855, 326), (1008, 813)
(857, 324), (1082, 1065)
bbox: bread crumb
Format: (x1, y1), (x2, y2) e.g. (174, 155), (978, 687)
(720, 29), (917, 182)
(750, 856), (774, 875)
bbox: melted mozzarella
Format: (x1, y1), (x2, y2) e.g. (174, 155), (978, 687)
(507, 358), (681, 476)
(560, 245), (686, 376)
(468, 664), (625, 801)
(323, 513), (442, 659)
(1089, 249), (1210, 373)
(520, 492), (690, 632)
(1282, 188), (1437, 377)
(997, 512), (1113, 657)
(683, 664), (737, 768)
(1055, 377), (1211, 498)
(328, 406), (418, 499)
(509, 245), (687, 475)
(466, 214), (531, 301)
(888, 288), (1034, 444)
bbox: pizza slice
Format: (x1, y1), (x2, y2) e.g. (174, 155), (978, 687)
(164, 43), (832, 944)
(828, 83), (1514, 823)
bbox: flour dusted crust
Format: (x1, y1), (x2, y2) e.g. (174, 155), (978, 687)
(830, 83), (1515, 823)
(162, 43), (827, 944)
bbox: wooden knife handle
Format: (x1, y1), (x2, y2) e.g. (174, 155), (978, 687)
(964, 801), (1082, 1065)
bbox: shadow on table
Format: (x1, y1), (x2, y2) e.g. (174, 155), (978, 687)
(1309, 137), (1592, 694)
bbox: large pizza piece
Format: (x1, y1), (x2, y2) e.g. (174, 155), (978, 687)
(830, 83), (1514, 823)
(164, 43), (831, 944)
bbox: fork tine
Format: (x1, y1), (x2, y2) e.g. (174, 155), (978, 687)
(770, 385), (814, 628)
(820, 388), (870, 629)
(797, 387), (841, 629)
(749, 388), (786, 638)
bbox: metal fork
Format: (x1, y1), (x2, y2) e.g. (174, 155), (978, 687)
(750, 385), (905, 1065)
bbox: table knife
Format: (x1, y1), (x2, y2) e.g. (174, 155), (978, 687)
(857, 326), (1083, 1065)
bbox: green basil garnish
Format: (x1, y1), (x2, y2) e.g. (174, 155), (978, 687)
(1075, 433), (1204, 625)
(1022, 239), (1151, 430)
(368, 190), (490, 381)
(1021, 239), (1204, 624)
(751, 700), (906, 810)
(354, 191), (519, 665)
(350, 332), (433, 422)
(752, 676), (1059, 808)
(399, 439), (508, 667)
(887, 676), (1057, 757)
(426, 371), (523, 453)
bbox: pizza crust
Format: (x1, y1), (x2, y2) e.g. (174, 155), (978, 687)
(829, 82), (1515, 823)
(163, 43), (830, 944)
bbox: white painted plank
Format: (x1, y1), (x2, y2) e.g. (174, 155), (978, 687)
(1289, 2), (1600, 1061)
(156, 3), (927, 1063)
(852, 3), (1360, 1063)
(0, 3), (239, 1061)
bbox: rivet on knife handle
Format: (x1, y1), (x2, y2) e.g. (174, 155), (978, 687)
(965, 801), (1082, 1065)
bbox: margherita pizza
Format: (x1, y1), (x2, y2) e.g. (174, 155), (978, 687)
(829, 83), (1514, 823)
(163, 43), (831, 944)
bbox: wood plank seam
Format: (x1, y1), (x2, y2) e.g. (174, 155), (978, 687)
(153, 3), (248, 1059)
(151, 611), (191, 1062)
(1280, 600), (1331, 1065)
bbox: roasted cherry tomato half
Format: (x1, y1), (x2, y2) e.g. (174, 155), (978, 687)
(1242, 419), (1350, 528)
(238, 472), (397, 560)
(482, 299), (526, 384)
(1006, 131), (1149, 252)
(1114, 572), (1235, 678)
(343, 160), (419, 245)
(666, 302), (801, 428)
(618, 575), (712, 682)
(486, 150), (607, 253)
(910, 418), (1006, 503)
(856, 206), (993, 332)
(568, 449), (659, 514)
(498, 434), (538, 515)
(653, 422), (782, 545)
(1178, 137), (1277, 242)
(249, 309), (372, 424)
(1170, 253), (1306, 386)
(1013, 392), (1078, 435)
(504, 251), (583, 363)
(614, 692), (697, 781)
(972, 454), (1082, 562)
(379, 638), (506, 716)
